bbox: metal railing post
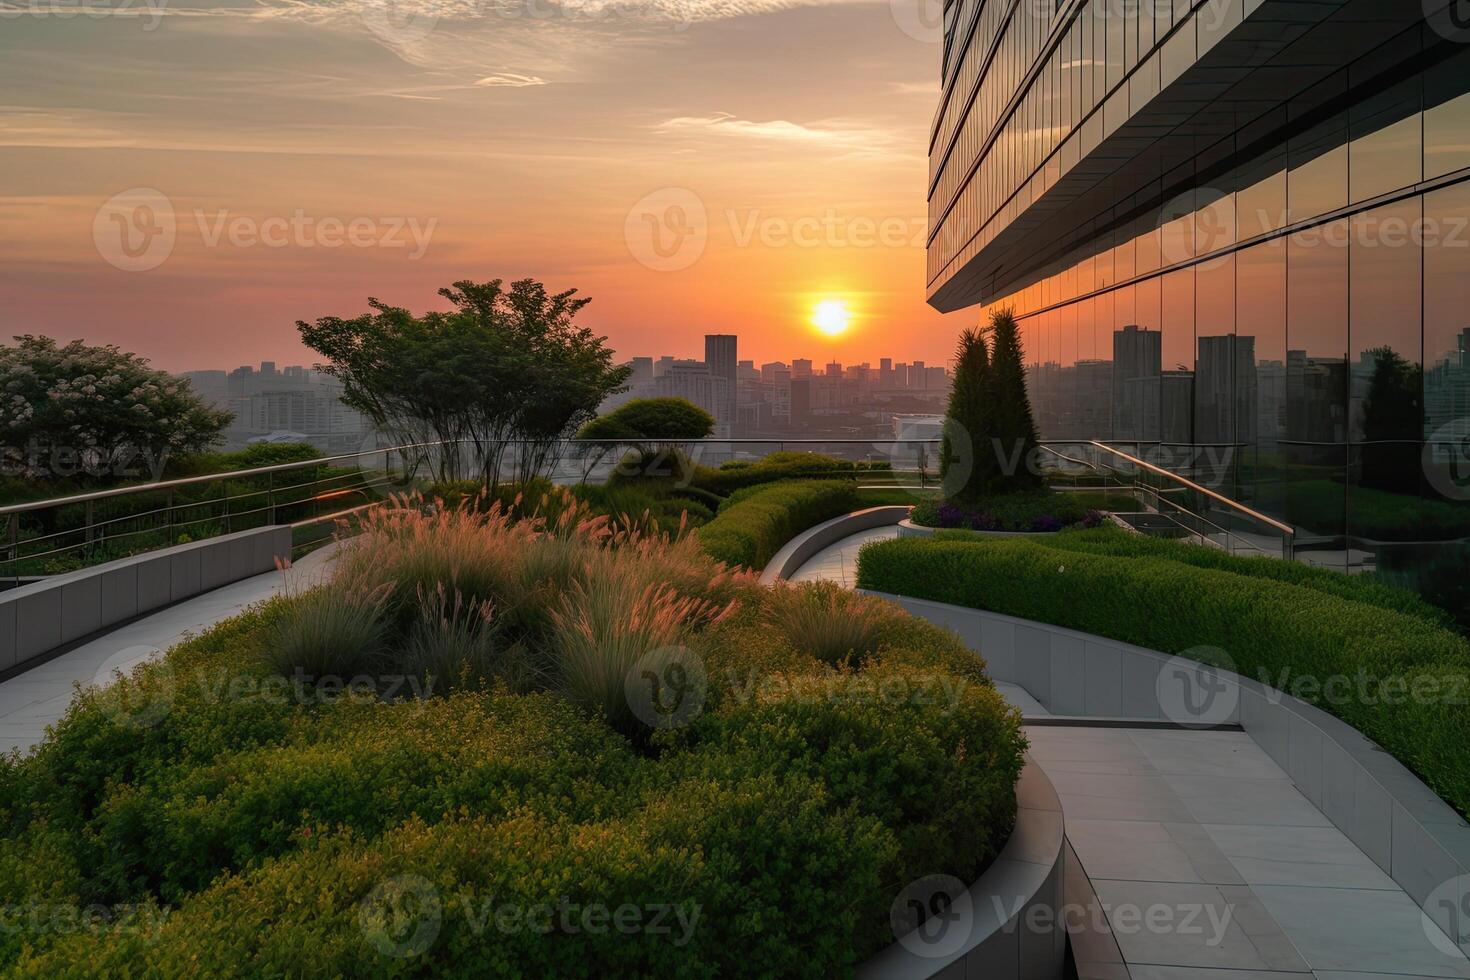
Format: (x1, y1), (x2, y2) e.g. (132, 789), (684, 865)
(266, 470), (276, 526)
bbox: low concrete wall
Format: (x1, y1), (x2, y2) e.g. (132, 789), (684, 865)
(896, 519), (1061, 540)
(0, 526), (293, 675)
(758, 505), (911, 585)
(856, 758), (1067, 980)
(863, 590), (1470, 956)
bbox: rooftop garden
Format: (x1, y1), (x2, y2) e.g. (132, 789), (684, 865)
(857, 523), (1470, 818)
(0, 491), (1025, 975)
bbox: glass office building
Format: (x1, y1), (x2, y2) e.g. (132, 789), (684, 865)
(928, 0), (1470, 612)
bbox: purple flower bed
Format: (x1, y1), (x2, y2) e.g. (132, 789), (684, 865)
(919, 496), (1107, 533)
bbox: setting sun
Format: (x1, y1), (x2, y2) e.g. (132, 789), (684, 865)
(811, 299), (851, 337)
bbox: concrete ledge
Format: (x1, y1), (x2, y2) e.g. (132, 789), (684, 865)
(897, 519), (1069, 540)
(0, 526), (292, 680)
(758, 505), (911, 585)
(856, 757), (1067, 980)
(861, 589), (1470, 957)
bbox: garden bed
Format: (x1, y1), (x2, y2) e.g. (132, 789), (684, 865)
(856, 526), (1470, 818)
(908, 490), (1115, 534)
(0, 491), (1025, 976)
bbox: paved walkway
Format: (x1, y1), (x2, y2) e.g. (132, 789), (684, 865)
(791, 527), (1470, 980)
(788, 524), (898, 587)
(0, 544), (340, 755)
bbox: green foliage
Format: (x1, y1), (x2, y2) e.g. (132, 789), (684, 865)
(857, 533), (1470, 816)
(761, 581), (900, 666)
(1358, 346), (1423, 495)
(260, 584), (391, 679)
(297, 278), (630, 488)
(691, 452), (889, 497)
(697, 480), (860, 569)
(1024, 524), (1452, 625)
(0, 335), (230, 487)
(0, 530), (1024, 975)
(576, 397), (715, 442)
(941, 326), (992, 503)
(911, 489), (1106, 532)
(984, 308), (1041, 492)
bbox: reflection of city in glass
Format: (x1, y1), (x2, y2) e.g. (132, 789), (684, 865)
(929, 1), (1470, 611)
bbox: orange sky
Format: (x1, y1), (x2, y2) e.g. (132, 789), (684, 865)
(0, 0), (968, 371)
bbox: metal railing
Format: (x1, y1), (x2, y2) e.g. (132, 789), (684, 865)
(0, 434), (1298, 584)
(1079, 440), (1297, 560)
(0, 438), (950, 585)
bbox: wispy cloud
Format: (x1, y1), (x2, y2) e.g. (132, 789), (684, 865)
(654, 111), (906, 153)
(475, 72), (549, 87)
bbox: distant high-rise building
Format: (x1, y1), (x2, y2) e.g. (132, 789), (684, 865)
(825, 361), (842, 377)
(704, 334), (738, 433)
(791, 358), (813, 377)
(628, 357), (654, 386)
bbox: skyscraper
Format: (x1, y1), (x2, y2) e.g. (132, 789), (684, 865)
(704, 334), (737, 434)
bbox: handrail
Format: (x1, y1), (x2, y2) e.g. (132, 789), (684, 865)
(1086, 441), (1296, 538)
(0, 438), (948, 517)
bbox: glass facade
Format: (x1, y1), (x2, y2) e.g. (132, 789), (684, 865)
(932, 2), (1470, 615)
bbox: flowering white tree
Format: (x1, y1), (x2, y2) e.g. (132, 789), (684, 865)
(0, 336), (231, 483)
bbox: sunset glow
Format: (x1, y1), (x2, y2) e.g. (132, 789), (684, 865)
(811, 299), (852, 337)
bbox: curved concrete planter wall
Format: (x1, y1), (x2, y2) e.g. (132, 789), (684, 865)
(0, 526), (292, 678)
(856, 758), (1067, 980)
(863, 590), (1470, 955)
(897, 519), (1066, 540)
(758, 505), (911, 584)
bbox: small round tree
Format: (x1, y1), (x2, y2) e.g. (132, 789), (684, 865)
(576, 397), (714, 443)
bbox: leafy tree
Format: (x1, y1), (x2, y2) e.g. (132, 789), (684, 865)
(1358, 345), (1423, 495)
(578, 398), (714, 443)
(986, 308), (1042, 491)
(0, 335), (229, 485)
(298, 279), (630, 488)
(940, 327), (992, 503)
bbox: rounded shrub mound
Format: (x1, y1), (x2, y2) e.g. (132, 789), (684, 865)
(0, 491), (1025, 977)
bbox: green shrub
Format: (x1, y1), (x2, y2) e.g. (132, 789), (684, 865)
(1031, 524), (1450, 625)
(260, 582), (391, 680)
(691, 453), (889, 497)
(762, 581), (900, 666)
(857, 534), (1470, 816)
(697, 480), (860, 569)
(911, 489), (1106, 532)
(576, 397), (715, 442)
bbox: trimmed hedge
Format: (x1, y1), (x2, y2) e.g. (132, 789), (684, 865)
(1004, 525), (1451, 626)
(857, 534), (1470, 817)
(697, 480), (860, 569)
(690, 453), (890, 497)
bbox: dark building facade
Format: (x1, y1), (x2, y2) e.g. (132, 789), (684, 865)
(929, 0), (1470, 610)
